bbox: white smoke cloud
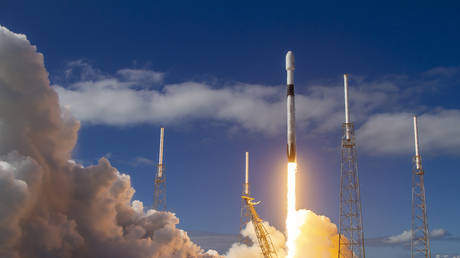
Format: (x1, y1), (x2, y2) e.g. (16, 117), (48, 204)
(0, 25), (218, 258)
(289, 209), (349, 258)
(226, 210), (348, 258)
(226, 221), (286, 258)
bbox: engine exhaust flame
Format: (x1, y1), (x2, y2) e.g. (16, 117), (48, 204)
(286, 162), (299, 258)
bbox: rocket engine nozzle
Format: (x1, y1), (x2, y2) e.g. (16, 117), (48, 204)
(287, 144), (296, 163)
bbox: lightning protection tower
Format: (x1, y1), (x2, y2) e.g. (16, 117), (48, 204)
(153, 127), (166, 211)
(338, 74), (366, 258)
(240, 152), (252, 244)
(411, 116), (431, 258)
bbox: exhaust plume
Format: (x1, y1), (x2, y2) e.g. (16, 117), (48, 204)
(0, 25), (217, 258)
(226, 221), (286, 258)
(226, 210), (348, 258)
(289, 209), (350, 257)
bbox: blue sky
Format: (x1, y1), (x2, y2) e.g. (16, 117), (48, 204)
(2, 1), (460, 257)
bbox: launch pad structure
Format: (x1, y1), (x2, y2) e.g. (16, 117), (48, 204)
(153, 127), (166, 211)
(411, 116), (431, 258)
(242, 195), (278, 258)
(240, 152), (278, 258)
(338, 74), (366, 258)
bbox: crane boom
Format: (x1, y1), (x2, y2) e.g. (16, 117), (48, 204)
(241, 195), (278, 258)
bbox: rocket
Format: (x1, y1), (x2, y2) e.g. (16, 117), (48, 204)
(286, 51), (296, 163)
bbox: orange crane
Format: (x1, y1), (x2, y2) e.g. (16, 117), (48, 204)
(241, 195), (278, 258)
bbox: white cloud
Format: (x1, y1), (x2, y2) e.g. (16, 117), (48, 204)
(62, 60), (163, 87)
(431, 228), (448, 238)
(53, 54), (460, 157)
(117, 68), (164, 85)
(357, 110), (460, 156)
(382, 228), (450, 245)
(424, 66), (460, 78)
(54, 65), (398, 137)
(64, 59), (105, 81)
(384, 230), (412, 244)
(55, 82), (284, 133)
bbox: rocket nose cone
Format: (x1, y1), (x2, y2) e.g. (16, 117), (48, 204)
(286, 51), (295, 71)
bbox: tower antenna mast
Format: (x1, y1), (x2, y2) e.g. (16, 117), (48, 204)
(338, 74), (366, 258)
(240, 152), (278, 258)
(411, 116), (431, 258)
(240, 152), (251, 243)
(153, 128), (166, 210)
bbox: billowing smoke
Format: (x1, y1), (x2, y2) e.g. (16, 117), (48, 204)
(0, 26), (218, 258)
(226, 210), (347, 258)
(290, 209), (350, 257)
(226, 221), (286, 258)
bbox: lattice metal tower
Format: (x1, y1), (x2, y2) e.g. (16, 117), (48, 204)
(411, 116), (431, 258)
(338, 74), (366, 258)
(241, 195), (278, 258)
(240, 152), (252, 244)
(153, 127), (166, 211)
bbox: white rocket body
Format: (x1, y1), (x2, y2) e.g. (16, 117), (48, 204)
(286, 51), (296, 163)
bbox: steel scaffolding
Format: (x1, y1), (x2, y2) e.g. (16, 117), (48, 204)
(338, 75), (365, 258)
(411, 116), (431, 258)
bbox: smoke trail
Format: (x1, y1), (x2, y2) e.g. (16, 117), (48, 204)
(0, 25), (218, 258)
(226, 221), (286, 258)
